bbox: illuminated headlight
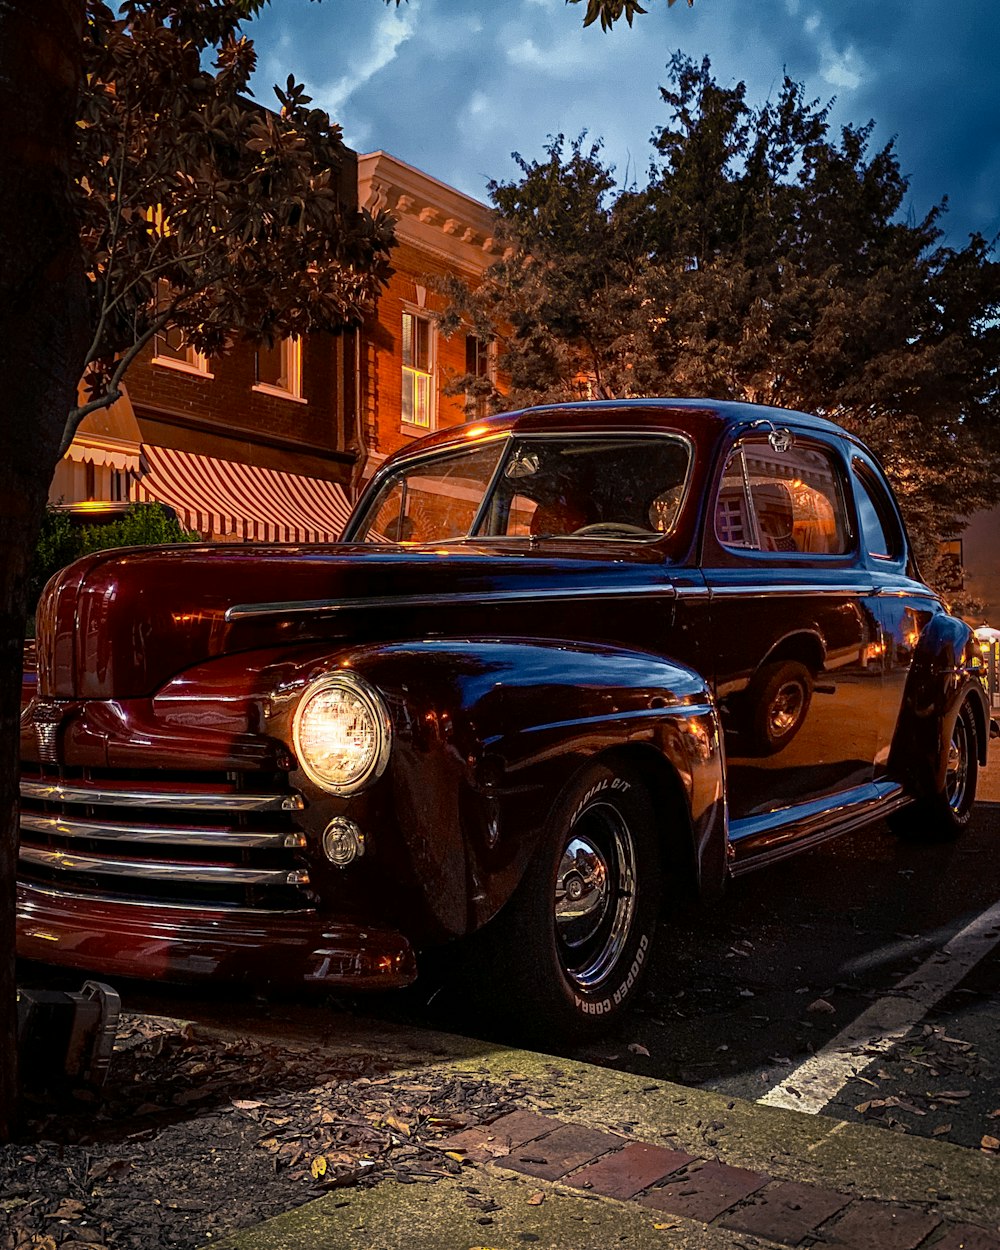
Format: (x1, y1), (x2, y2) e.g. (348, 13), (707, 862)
(291, 674), (391, 794)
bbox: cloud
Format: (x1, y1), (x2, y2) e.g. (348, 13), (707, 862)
(315, 1), (418, 115)
(817, 37), (866, 90)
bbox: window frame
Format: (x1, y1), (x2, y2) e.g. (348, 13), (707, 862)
(401, 307), (436, 431)
(710, 435), (854, 563)
(252, 336), (305, 403)
(851, 457), (906, 565)
(151, 281), (212, 377)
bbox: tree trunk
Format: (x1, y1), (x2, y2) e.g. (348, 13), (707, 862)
(0, 0), (89, 1138)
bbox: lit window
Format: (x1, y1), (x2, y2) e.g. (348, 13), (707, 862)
(253, 337), (303, 400)
(402, 311), (434, 428)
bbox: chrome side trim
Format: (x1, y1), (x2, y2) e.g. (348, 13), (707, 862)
(20, 813), (306, 850)
(20, 780), (304, 812)
(225, 584), (677, 623)
(708, 584), (869, 598)
(18, 846), (308, 888)
(18, 881), (313, 916)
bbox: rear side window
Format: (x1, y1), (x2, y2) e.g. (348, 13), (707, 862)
(715, 439), (849, 555)
(853, 461), (903, 561)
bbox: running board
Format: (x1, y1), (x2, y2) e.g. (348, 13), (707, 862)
(728, 782), (910, 875)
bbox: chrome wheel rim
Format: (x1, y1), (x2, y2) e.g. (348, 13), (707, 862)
(768, 680), (805, 738)
(946, 714), (970, 814)
(554, 800), (637, 990)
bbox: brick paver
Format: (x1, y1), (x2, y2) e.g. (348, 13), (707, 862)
(720, 1179), (852, 1245)
(816, 1199), (941, 1249)
(500, 1123), (622, 1181)
(640, 1160), (770, 1223)
(930, 1225), (1000, 1250)
(567, 1142), (695, 1200)
(432, 1111), (999, 1250)
(481, 1110), (561, 1149)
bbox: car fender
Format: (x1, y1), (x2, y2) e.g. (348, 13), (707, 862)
(328, 638), (727, 939)
(889, 612), (989, 797)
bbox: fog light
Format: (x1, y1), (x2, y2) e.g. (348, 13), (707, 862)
(322, 817), (365, 866)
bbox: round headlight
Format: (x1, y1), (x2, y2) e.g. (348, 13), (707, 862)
(291, 673), (391, 794)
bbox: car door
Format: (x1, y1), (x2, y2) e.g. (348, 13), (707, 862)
(699, 430), (883, 838)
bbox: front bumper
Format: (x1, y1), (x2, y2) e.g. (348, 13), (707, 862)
(16, 884), (417, 990)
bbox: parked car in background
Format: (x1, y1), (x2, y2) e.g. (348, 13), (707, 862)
(18, 400), (991, 1037)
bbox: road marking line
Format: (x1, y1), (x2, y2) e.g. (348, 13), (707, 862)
(758, 898), (1000, 1115)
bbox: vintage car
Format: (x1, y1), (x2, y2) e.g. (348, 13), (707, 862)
(17, 399), (990, 1037)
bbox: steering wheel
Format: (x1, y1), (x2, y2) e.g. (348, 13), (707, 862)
(570, 523), (651, 537)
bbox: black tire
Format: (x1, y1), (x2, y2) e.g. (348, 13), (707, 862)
(890, 698), (979, 842)
(475, 760), (661, 1041)
(746, 659), (813, 755)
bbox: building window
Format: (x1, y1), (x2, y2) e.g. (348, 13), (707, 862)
(152, 281), (210, 375)
(402, 310), (434, 429)
(465, 334), (496, 418)
(253, 337), (303, 400)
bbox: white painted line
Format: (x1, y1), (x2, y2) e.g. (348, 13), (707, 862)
(757, 898), (1000, 1114)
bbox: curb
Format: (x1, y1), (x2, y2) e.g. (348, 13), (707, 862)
(172, 1010), (1000, 1250)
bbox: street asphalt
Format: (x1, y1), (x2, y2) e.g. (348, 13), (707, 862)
(195, 1011), (1000, 1250)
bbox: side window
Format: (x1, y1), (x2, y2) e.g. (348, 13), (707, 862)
(853, 462), (903, 561)
(715, 439), (849, 555)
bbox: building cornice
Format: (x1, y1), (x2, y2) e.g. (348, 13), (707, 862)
(357, 150), (504, 277)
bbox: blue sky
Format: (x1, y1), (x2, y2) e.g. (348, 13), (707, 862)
(247, 0), (999, 249)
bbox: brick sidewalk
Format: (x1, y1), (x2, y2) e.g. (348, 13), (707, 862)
(440, 1110), (1000, 1250)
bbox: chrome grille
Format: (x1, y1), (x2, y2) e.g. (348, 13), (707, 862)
(18, 764), (313, 912)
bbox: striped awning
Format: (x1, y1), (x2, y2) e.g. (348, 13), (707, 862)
(134, 444), (354, 543)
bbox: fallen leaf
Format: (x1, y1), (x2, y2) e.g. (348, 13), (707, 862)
(981, 1136), (1000, 1153)
(310, 1155), (327, 1179)
(807, 998), (835, 1014)
(383, 1114), (412, 1136)
(232, 1099), (263, 1110)
(933, 1090), (971, 1099)
(527, 1191), (545, 1205)
(932, 1124), (952, 1136)
(628, 1043), (651, 1057)
(44, 1199), (86, 1220)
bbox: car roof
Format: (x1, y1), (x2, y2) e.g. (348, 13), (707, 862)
(398, 398), (851, 461)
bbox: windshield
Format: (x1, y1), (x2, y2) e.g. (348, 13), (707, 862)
(350, 433), (692, 544)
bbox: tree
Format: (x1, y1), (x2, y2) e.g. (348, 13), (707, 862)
(567, 0), (693, 28)
(0, 0), (397, 1138)
(444, 54), (1000, 592)
(0, 0), (691, 1140)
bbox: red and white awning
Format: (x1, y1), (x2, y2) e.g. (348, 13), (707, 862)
(135, 444), (354, 543)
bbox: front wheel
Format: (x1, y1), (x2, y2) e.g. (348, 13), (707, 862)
(890, 698), (979, 842)
(477, 761), (662, 1040)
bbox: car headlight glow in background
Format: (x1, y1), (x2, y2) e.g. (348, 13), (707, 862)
(292, 673), (391, 794)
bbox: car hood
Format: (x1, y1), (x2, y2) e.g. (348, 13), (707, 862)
(34, 539), (677, 699)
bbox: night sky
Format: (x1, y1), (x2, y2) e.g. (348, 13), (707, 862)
(247, 0), (999, 249)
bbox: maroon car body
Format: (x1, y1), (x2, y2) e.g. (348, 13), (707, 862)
(18, 400), (989, 1034)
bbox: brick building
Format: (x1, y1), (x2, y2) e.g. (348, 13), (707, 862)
(51, 148), (503, 539)
(355, 150), (501, 486)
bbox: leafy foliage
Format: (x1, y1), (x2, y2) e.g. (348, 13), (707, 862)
(71, 0), (396, 451)
(28, 503), (199, 612)
(445, 54), (1000, 594)
(568, 0), (693, 29)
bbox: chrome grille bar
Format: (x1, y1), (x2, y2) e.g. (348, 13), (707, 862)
(19, 846), (309, 888)
(20, 780), (304, 812)
(20, 812), (306, 850)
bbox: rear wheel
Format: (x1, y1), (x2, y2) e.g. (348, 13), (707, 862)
(476, 761), (662, 1040)
(745, 659), (813, 755)
(890, 698), (978, 842)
